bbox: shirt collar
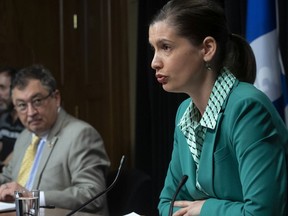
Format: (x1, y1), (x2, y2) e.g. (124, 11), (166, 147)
(178, 68), (236, 130)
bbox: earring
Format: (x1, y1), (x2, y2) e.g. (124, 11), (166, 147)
(205, 62), (212, 71)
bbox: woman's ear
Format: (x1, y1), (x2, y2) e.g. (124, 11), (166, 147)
(202, 36), (217, 62)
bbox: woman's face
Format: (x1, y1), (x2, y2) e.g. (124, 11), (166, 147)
(149, 21), (207, 94)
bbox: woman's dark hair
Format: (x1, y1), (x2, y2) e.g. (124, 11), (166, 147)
(150, 0), (256, 83)
(11, 64), (57, 93)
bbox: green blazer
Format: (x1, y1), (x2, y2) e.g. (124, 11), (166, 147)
(159, 81), (288, 216)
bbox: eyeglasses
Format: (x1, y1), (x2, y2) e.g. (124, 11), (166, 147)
(14, 92), (54, 113)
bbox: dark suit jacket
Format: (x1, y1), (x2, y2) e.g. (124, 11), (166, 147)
(0, 108), (110, 214)
(159, 81), (288, 216)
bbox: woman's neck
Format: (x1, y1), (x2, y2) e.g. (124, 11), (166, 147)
(189, 72), (217, 116)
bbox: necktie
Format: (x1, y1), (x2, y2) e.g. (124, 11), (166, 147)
(17, 135), (41, 187)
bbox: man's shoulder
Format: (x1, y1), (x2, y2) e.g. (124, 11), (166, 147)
(52, 109), (98, 137)
(60, 109), (94, 128)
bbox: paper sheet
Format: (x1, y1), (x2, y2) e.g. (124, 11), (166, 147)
(123, 213), (141, 216)
(0, 201), (15, 212)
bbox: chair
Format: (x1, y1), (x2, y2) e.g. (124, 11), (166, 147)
(106, 168), (154, 216)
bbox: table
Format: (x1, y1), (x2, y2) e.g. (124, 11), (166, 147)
(0, 208), (97, 216)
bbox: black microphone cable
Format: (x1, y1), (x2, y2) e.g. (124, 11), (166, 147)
(66, 155), (126, 216)
(168, 175), (188, 216)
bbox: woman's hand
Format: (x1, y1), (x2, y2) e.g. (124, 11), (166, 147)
(173, 200), (206, 216)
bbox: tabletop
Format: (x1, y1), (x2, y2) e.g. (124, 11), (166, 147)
(0, 208), (97, 216)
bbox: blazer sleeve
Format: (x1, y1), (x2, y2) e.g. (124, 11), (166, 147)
(158, 99), (196, 215)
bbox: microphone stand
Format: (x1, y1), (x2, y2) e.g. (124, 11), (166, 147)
(168, 175), (188, 216)
(66, 155), (126, 216)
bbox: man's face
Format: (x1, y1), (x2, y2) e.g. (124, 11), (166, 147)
(12, 79), (61, 136)
(0, 72), (12, 112)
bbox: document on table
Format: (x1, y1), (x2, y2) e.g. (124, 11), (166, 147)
(123, 213), (140, 216)
(0, 201), (15, 212)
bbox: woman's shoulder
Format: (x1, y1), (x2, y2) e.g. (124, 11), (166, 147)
(225, 81), (282, 120)
(229, 81), (272, 105)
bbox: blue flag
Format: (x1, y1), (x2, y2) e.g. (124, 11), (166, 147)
(246, 0), (288, 126)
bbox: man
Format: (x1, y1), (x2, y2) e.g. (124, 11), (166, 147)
(0, 67), (14, 113)
(0, 65), (110, 214)
(0, 67), (24, 170)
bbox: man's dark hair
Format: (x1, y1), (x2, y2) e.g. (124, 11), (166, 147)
(11, 64), (57, 93)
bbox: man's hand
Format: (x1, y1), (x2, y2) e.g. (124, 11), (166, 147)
(0, 182), (28, 202)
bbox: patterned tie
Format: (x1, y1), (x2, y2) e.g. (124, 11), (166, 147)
(17, 135), (41, 187)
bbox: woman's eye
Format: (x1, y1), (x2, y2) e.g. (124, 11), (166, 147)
(162, 44), (171, 51)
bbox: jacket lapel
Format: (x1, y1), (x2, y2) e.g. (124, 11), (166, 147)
(198, 110), (224, 197)
(197, 81), (236, 196)
(32, 109), (65, 188)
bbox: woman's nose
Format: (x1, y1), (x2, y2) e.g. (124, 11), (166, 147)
(151, 54), (162, 70)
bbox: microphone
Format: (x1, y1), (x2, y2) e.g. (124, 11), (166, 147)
(66, 155), (126, 216)
(168, 175), (188, 216)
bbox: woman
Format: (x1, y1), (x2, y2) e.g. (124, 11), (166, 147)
(148, 0), (288, 215)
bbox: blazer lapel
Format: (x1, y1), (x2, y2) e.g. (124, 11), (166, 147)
(198, 112), (224, 197)
(197, 81), (236, 196)
(32, 109), (66, 189)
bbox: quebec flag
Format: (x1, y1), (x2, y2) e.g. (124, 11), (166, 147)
(246, 0), (288, 127)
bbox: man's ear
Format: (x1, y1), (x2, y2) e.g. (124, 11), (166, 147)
(54, 89), (61, 107)
(202, 36), (217, 62)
